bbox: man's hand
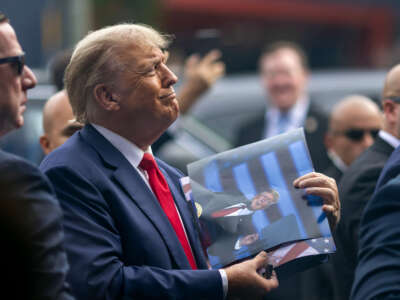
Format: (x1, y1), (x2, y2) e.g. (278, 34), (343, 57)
(177, 49), (225, 114)
(184, 49), (225, 87)
(293, 172), (340, 230)
(224, 251), (279, 300)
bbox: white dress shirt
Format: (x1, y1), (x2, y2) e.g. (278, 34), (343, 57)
(264, 96), (310, 139)
(327, 150), (348, 173)
(379, 130), (400, 149)
(91, 124), (228, 298)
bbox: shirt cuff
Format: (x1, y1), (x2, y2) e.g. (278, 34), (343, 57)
(218, 269), (228, 299)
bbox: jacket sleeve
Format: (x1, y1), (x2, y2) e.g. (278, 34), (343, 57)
(351, 177), (400, 300)
(0, 157), (73, 300)
(44, 165), (223, 300)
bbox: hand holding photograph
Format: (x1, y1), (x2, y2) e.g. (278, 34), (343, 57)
(182, 128), (336, 277)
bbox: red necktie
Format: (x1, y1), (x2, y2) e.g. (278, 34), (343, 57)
(139, 153), (197, 269)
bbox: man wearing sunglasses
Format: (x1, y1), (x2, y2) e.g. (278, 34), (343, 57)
(0, 12), (73, 299)
(324, 95), (383, 181)
(333, 65), (400, 300)
(295, 95), (382, 300)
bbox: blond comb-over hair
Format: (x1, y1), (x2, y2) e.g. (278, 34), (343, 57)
(64, 23), (172, 123)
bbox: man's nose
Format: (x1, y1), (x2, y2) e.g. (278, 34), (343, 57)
(361, 132), (374, 148)
(162, 64), (178, 87)
(22, 65), (37, 90)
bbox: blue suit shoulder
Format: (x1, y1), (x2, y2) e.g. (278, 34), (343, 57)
(351, 175), (400, 300)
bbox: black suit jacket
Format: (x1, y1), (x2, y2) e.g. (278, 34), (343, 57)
(323, 160), (343, 183)
(235, 101), (329, 172)
(333, 136), (394, 300)
(351, 174), (400, 300)
(0, 150), (73, 300)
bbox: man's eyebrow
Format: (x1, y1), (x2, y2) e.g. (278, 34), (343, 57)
(136, 56), (163, 74)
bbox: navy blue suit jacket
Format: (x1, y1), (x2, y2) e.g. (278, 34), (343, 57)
(0, 150), (73, 300)
(351, 174), (400, 300)
(40, 125), (222, 300)
(375, 144), (400, 192)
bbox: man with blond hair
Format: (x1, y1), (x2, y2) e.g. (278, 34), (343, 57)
(40, 23), (339, 300)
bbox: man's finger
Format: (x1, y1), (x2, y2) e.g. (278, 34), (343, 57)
(295, 176), (334, 189)
(254, 270), (279, 293)
(305, 187), (335, 203)
(185, 54), (200, 69)
(293, 172), (320, 186)
(322, 205), (336, 213)
(202, 49), (222, 64)
(253, 251), (269, 269)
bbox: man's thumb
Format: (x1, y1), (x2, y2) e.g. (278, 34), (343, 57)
(253, 251), (269, 269)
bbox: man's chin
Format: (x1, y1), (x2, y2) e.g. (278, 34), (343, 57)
(271, 96), (297, 110)
(16, 116), (24, 128)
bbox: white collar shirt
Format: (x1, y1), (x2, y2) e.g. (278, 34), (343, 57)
(91, 123), (153, 190)
(379, 130), (400, 149)
(264, 96), (310, 139)
(327, 150), (348, 173)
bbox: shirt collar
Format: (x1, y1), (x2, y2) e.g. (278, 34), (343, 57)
(264, 95), (310, 138)
(378, 130), (400, 149)
(327, 150), (348, 172)
(91, 123), (152, 168)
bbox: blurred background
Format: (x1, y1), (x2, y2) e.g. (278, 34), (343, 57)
(2, 0), (400, 169)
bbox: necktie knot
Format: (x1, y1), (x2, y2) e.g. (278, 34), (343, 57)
(139, 153), (156, 171)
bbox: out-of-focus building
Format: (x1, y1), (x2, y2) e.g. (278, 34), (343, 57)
(2, 0), (400, 70)
(161, 0), (400, 71)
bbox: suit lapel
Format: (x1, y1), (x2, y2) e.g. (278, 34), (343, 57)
(160, 164), (208, 269)
(80, 124), (191, 269)
(372, 136), (395, 156)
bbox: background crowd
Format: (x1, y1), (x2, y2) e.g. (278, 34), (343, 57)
(1, 1), (400, 299)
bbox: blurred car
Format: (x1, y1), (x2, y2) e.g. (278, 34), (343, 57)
(158, 69), (387, 172)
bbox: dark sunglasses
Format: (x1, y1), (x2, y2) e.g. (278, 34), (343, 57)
(340, 128), (380, 142)
(0, 54), (25, 75)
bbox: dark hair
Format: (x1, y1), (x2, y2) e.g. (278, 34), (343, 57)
(49, 49), (73, 91)
(0, 11), (8, 23)
(260, 41), (309, 71)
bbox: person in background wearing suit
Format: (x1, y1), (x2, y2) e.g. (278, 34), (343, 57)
(333, 64), (400, 300)
(293, 95), (382, 300)
(0, 12), (73, 299)
(323, 95), (383, 182)
(351, 160), (400, 299)
(39, 90), (83, 155)
(39, 23), (339, 300)
(235, 41), (330, 171)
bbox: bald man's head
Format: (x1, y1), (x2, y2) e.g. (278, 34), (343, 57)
(382, 64), (400, 100)
(381, 64), (400, 137)
(325, 95), (382, 166)
(40, 90), (83, 155)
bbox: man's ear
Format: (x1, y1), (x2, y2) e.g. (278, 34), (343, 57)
(39, 135), (52, 156)
(382, 99), (399, 125)
(93, 84), (120, 111)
